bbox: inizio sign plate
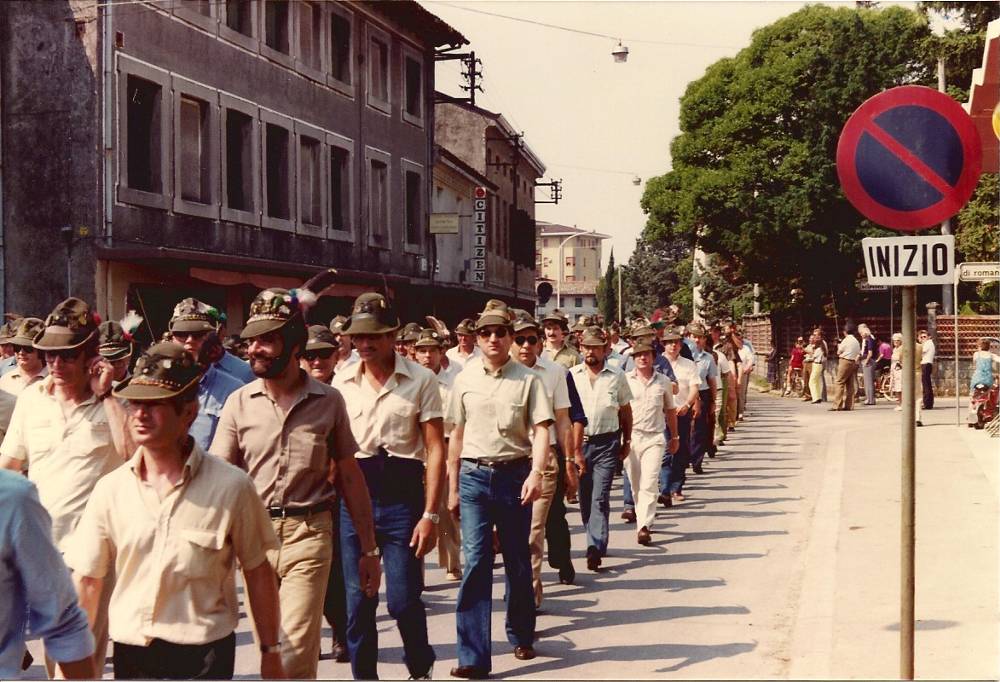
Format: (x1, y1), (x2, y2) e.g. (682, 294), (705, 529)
(862, 234), (954, 285)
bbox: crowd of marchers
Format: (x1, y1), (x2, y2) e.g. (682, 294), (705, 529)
(0, 275), (764, 682)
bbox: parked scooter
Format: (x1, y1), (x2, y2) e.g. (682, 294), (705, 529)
(968, 380), (999, 429)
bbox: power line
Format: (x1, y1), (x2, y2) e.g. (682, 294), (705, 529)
(429, 1), (741, 50)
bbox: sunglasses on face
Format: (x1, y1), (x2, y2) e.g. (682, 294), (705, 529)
(303, 349), (336, 361)
(13, 346), (36, 355)
(514, 335), (539, 346)
(477, 327), (509, 339)
(45, 348), (83, 362)
(172, 331), (208, 342)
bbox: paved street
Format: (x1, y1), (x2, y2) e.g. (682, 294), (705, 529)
(25, 391), (998, 679)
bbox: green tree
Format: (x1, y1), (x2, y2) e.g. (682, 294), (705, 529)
(596, 249), (618, 323)
(954, 173), (1000, 313)
(623, 233), (692, 320)
(641, 5), (937, 317)
(919, 2), (1000, 100)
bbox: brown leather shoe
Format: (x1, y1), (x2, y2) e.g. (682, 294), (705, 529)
(658, 494), (673, 508)
(672, 492), (685, 502)
(514, 646), (536, 661)
(586, 546), (601, 571)
(621, 508), (636, 523)
(450, 665), (489, 679)
(637, 526), (652, 545)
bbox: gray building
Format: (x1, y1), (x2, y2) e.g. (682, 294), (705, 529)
(0, 0), (465, 335)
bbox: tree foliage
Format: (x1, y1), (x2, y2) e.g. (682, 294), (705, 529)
(623, 233), (692, 320)
(640, 5), (938, 317)
(919, 2), (1000, 99)
(596, 249), (618, 322)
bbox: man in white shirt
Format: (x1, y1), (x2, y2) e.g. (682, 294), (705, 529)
(609, 323), (630, 355)
(832, 323), (861, 411)
(624, 341), (677, 545)
(919, 330), (935, 410)
(445, 319), (481, 371)
(661, 328), (700, 505)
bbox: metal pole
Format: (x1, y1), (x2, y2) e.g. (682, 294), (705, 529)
(890, 286), (894, 335)
(938, 57), (953, 315)
(900, 285), (916, 680)
(617, 265), (623, 323)
(955, 270), (960, 426)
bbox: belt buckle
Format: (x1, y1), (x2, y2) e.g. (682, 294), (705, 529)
(269, 505), (286, 519)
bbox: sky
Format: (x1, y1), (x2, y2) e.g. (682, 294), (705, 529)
(424, 0), (922, 268)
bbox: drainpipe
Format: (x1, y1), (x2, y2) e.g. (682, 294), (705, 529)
(0, 43), (6, 312)
(100, 0), (114, 314)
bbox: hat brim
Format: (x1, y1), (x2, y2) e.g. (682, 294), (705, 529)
(33, 328), (96, 351)
(414, 340), (443, 348)
(581, 340), (608, 347)
(341, 318), (399, 336)
(240, 317), (289, 339)
(170, 319), (217, 333)
(113, 373), (201, 401)
(99, 346), (132, 361)
(305, 341), (337, 351)
(512, 322), (540, 333)
(11, 337), (38, 348)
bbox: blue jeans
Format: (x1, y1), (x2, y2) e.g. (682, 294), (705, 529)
(622, 468), (635, 509)
(661, 414), (692, 495)
(579, 433), (619, 556)
(456, 458), (534, 672)
(340, 455), (433, 680)
(690, 389), (713, 467)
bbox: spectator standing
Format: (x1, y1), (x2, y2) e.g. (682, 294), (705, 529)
(784, 337), (805, 397)
(808, 334), (826, 405)
(919, 330), (935, 409)
(890, 333), (904, 406)
(832, 324), (860, 411)
(859, 324), (877, 405)
(801, 335), (815, 402)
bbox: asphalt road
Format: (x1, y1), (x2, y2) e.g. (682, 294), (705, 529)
(25, 390), (999, 679)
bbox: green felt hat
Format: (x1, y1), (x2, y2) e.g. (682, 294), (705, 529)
(34, 298), (99, 351)
(341, 293), (400, 336)
(113, 342), (203, 401)
(10, 317), (45, 348)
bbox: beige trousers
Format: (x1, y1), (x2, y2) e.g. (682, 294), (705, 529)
(436, 491), (462, 575)
(248, 511), (333, 680)
(624, 430), (665, 530)
(529, 463), (558, 608)
(834, 358), (857, 410)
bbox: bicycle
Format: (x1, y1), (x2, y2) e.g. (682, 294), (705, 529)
(783, 367), (804, 397)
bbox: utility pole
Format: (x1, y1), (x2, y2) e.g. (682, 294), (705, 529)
(434, 49), (483, 106)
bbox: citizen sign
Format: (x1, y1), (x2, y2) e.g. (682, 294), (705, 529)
(861, 234), (954, 286)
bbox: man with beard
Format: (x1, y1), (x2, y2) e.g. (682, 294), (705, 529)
(446, 300), (552, 679)
(332, 294), (444, 680)
(568, 327), (633, 571)
(211, 276), (381, 679)
(540, 310), (581, 370)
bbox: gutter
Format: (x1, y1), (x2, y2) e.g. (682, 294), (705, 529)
(102, 0), (113, 245)
(0, 40), (5, 311)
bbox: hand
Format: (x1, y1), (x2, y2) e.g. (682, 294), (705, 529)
(260, 652), (286, 679)
(447, 488), (460, 523)
(409, 518), (437, 558)
(668, 437), (679, 454)
(358, 555), (382, 598)
(88, 356), (113, 398)
(618, 441), (630, 462)
(691, 400), (702, 418)
(564, 468), (579, 500)
(520, 470), (542, 506)
(574, 456), (587, 476)
(676, 403), (690, 417)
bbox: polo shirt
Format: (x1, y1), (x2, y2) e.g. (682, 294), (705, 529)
(65, 445), (277, 647)
(626, 369), (674, 434)
(446, 358), (553, 462)
(210, 372), (358, 508)
(0, 377), (119, 551)
(567, 362), (633, 437)
(332, 354), (442, 462)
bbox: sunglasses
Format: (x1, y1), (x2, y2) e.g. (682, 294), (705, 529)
(13, 346), (36, 354)
(44, 348), (83, 362)
(514, 335), (539, 346)
(303, 349), (336, 361)
(477, 327), (509, 339)
(172, 331), (208, 342)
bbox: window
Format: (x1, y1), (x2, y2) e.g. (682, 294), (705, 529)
(179, 97), (209, 202)
(261, 111), (294, 231)
(297, 1), (323, 76)
(263, 0), (291, 62)
(403, 163), (423, 247)
(298, 134), (323, 230)
(328, 138), (352, 236)
(174, 81), (221, 220)
(221, 95), (259, 225)
(367, 26), (390, 113)
(565, 256), (576, 267)
(366, 148), (390, 246)
(220, 0), (257, 50)
(328, 7), (352, 88)
(175, 0), (217, 33)
(126, 76), (163, 194)
(118, 58), (170, 210)
(574, 297), (583, 308)
(402, 49), (423, 125)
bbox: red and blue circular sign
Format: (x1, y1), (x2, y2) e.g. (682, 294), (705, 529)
(837, 85), (982, 232)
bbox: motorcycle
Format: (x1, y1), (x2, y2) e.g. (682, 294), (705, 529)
(968, 380), (999, 429)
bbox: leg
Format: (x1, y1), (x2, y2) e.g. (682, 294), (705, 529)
(495, 463), (535, 649)
(670, 415), (692, 495)
(636, 433), (664, 529)
(587, 440), (618, 557)
(455, 463), (494, 672)
(528, 464), (556, 608)
(846, 362), (857, 410)
(340, 500), (380, 680)
(578, 442), (596, 530)
(623, 446), (642, 513)
(621, 468), (635, 511)
(922, 364), (934, 409)
(545, 447), (572, 576)
(324, 507), (348, 655)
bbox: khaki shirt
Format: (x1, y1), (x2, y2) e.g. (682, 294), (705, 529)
(333, 355), (442, 461)
(527, 356), (570, 446)
(446, 358), (553, 462)
(626, 368), (675, 434)
(65, 444), (278, 646)
(0, 367), (46, 436)
(210, 374), (358, 508)
(0, 377), (119, 551)
(435, 365), (458, 438)
(543, 343), (581, 370)
(568, 362), (633, 436)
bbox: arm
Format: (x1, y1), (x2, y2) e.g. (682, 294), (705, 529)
(89, 357), (132, 460)
(617, 404), (632, 461)
(665, 407), (679, 454)
(0, 454), (22, 471)
(334, 456), (381, 598)
(520, 422), (551, 506)
(447, 424), (463, 520)
(411, 418), (444, 558)
(243, 559), (285, 679)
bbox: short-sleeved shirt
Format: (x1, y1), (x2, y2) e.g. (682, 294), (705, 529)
(65, 444), (278, 647)
(667, 355), (699, 403)
(445, 346), (481, 372)
(333, 354), (442, 462)
(446, 358), (553, 462)
(789, 347), (805, 369)
(210, 373), (358, 508)
(527, 356), (571, 446)
(690, 346), (719, 391)
(0, 367), (47, 436)
(434, 365), (458, 438)
(838, 335), (861, 361)
(738, 345), (754, 372)
(921, 339), (936, 365)
(0, 356), (16, 377)
(190, 364), (244, 451)
(0, 377), (119, 551)
(626, 369), (674, 434)
(216, 351), (256, 384)
(567, 362), (633, 437)
(543, 343), (581, 370)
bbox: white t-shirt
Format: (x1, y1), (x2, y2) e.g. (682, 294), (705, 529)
(921, 339), (936, 365)
(667, 355), (699, 401)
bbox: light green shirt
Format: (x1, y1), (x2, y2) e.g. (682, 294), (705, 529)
(447, 358), (553, 461)
(568, 362), (633, 436)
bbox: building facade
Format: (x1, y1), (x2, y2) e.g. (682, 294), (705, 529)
(0, 0), (466, 334)
(535, 222), (609, 319)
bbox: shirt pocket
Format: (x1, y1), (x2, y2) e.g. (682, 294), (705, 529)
(176, 527), (227, 579)
(290, 431), (329, 473)
(495, 400), (524, 436)
(386, 399), (418, 443)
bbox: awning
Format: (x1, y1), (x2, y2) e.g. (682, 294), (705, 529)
(965, 18), (999, 173)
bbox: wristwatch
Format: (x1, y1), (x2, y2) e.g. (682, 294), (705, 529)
(260, 642), (282, 654)
(361, 546), (381, 558)
(421, 511), (440, 524)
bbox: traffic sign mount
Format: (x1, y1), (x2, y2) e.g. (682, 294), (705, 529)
(837, 85), (983, 232)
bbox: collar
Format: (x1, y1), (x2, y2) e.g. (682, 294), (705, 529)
(41, 375), (101, 406)
(129, 440), (204, 481)
(248, 370), (325, 399)
(628, 367), (658, 384)
(481, 357), (514, 378)
(344, 353), (413, 386)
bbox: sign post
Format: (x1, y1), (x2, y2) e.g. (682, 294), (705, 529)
(838, 85), (982, 680)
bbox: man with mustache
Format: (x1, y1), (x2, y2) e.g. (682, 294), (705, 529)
(211, 283), (380, 679)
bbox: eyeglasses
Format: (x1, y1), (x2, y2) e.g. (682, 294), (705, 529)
(514, 335), (539, 346)
(172, 331), (208, 342)
(303, 349), (336, 361)
(44, 348), (83, 362)
(476, 327), (509, 339)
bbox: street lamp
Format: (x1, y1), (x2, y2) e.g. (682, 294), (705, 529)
(556, 230), (596, 309)
(612, 41), (629, 63)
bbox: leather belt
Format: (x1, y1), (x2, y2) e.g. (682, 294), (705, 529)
(462, 457), (529, 469)
(582, 432), (619, 444)
(268, 503), (329, 519)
